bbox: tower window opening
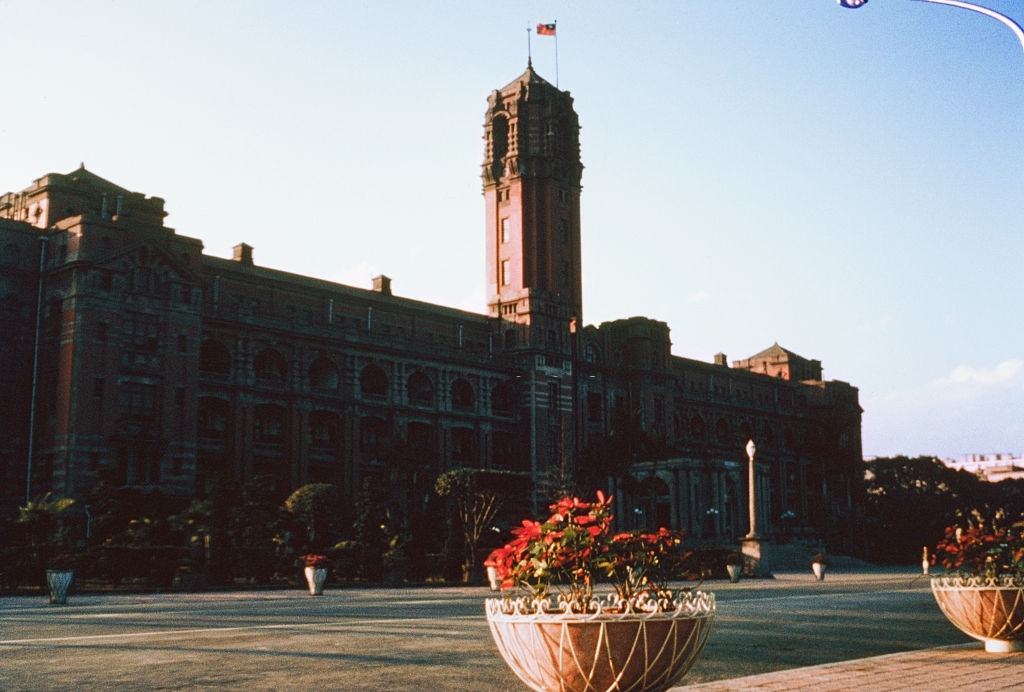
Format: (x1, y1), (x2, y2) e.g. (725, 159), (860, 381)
(500, 259), (511, 286)
(501, 218), (510, 243)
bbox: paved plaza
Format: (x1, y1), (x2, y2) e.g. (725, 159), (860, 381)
(1, 568), (1018, 690)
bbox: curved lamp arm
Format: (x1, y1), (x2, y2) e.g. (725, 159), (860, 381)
(839, 0), (1024, 55)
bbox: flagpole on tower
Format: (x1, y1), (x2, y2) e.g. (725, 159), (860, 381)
(526, 25), (533, 64)
(554, 19), (559, 87)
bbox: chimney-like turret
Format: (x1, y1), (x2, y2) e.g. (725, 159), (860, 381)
(232, 243), (253, 265)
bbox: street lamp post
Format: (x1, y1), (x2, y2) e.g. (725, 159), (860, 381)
(838, 0), (1024, 55)
(745, 439), (758, 539)
(741, 439), (771, 576)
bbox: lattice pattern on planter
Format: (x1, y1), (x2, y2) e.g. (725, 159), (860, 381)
(486, 593), (715, 692)
(931, 576), (1024, 644)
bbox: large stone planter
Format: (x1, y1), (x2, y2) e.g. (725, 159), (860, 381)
(304, 566), (327, 596)
(46, 569), (74, 606)
(486, 592), (715, 692)
(931, 576), (1024, 653)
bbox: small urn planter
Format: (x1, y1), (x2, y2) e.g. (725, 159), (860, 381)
(810, 554), (828, 582)
(304, 566), (327, 596)
(726, 564), (741, 583)
(486, 565), (500, 591)
(486, 592), (715, 692)
(46, 569), (74, 606)
(931, 576), (1024, 653)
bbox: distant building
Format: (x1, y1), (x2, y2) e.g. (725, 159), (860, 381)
(0, 63), (863, 544)
(944, 453), (1024, 482)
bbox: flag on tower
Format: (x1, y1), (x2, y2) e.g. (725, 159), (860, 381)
(537, 23), (556, 36)
(837, 0), (868, 8)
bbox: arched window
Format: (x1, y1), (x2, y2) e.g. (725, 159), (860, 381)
(360, 363), (388, 399)
(407, 371), (434, 407)
(636, 476), (672, 530)
(197, 397), (230, 439)
(689, 415), (706, 441)
(308, 357), (339, 390)
(739, 421), (753, 445)
(715, 418), (730, 443)
(254, 348), (287, 383)
(451, 378), (475, 411)
(490, 115), (509, 179)
(199, 340), (231, 375)
(491, 382), (515, 416)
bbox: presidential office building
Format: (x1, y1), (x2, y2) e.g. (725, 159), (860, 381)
(0, 63), (863, 543)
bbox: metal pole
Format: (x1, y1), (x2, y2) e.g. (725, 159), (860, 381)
(554, 20), (560, 87)
(26, 236), (48, 505)
(745, 439), (757, 538)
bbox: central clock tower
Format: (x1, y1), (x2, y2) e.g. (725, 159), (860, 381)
(483, 61), (583, 355)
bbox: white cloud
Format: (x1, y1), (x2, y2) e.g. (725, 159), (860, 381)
(687, 290), (711, 304)
(933, 359), (1023, 388)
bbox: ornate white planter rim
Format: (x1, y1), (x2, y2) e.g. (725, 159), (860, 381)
(485, 591), (715, 622)
(931, 575), (1024, 590)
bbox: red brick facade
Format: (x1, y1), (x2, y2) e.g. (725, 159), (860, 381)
(0, 65), (863, 544)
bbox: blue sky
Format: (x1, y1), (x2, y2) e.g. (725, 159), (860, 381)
(2, 1), (1022, 459)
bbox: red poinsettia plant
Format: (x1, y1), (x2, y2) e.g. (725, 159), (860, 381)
(302, 553), (329, 569)
(484, 491), (699, 612)
(933, 509), (1024, 579)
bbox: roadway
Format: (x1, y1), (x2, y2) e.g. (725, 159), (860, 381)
(0, 568), (974, 690)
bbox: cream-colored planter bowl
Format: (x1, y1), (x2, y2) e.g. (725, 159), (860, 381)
(931, 576), (1024, 653)
(486, 592), (715, 692)
(811, 562), (825, 581)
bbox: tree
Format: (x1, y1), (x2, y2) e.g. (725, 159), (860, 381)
(862, 456), (985, 562)
(284, 483), (344, 553)
(17, 493), (76, 549)
(435, 469), (530, 583)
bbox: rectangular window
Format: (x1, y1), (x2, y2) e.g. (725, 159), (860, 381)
(130, 316), (159, 353)
(500, 259), (511, 286)
(587, 392), (602, 423)
(119, 382), (157, 419)
(500, 218), (510, 243)
(559, 218), (569, 243)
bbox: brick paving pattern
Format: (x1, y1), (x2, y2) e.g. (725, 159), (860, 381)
(678, 644), (1024, 691)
